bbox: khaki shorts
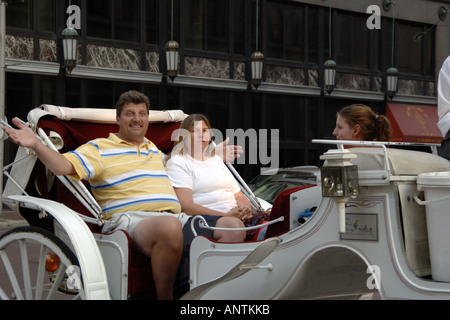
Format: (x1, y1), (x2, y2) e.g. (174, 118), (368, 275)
(102, 211), (189, 238)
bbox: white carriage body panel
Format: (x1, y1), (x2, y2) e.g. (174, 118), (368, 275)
(187, 146), (450, 300)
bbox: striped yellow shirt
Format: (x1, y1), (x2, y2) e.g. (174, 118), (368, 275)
(63, 133), (181, 220)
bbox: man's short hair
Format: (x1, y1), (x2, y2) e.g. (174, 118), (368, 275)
(115, 90), (150, 116)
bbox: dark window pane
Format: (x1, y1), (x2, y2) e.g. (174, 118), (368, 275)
(86, 80), (115, 108)
(114, 0), (140, 42)
(285, 8), (304, 60)
(323, 8), (330, 60)
(66, 77), (82, 107)
(40, 76), (56, 105)
(266, 2), (304, 61)
(184, 0), (237, 53)
(372, 28), (381, 71)
(266, 4), (283, 58)
(335, 13), (369, 69)
(39, 0), (55, 32)
(307, 7), (318, 63)
(146, 0), (160, 44)
(184, 0), (204, 50)
(6, 73), (32, 121)
(397, 22), (422, 74)
(423, 27), (435, 77)
(87, 0), (112, 39)
(6, 0), (33, 30)
(232, 0), (244, 54)
(206, 0), (228, 52)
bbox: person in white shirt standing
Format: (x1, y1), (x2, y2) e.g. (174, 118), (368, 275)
(438, 55), (450, 161)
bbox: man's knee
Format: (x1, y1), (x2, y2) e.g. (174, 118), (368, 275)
(154, 216), (183, 247)
(157, 216), (183, 235)
(133, 216), (183, 255)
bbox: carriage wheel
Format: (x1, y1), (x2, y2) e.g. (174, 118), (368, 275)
(0, 226), (84, 300)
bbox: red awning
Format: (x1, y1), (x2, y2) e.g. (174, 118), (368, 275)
(386, 102), (443, 143)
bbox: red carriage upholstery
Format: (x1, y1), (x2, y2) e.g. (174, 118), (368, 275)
(264, 184), (317, 238)
(37, 116), (179, 154)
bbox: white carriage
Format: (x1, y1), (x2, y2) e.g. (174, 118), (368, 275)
(2, 106), (450, 300)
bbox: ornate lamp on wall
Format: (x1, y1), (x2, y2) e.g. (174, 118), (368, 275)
(383, 0), (398, 100)
(386, 66), (398, 100)
(323, 0), (336, 94)
(250, 0), (264, 89)
(166, 0), (179, 81)
(251, 51), (264, 89)
(165, 40), (179, 81)
(324, 59), (336, 95)
(62, 27), (78, 73)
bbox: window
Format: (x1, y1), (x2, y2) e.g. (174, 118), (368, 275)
(87, 0), (140, 42)
(114, 0), (140, 42)
(183, 0), (243, 54)
(396, 21), (435, 76)
(87, 0), (112, 39)
(266, 2), (305, 61)
(39, 0), (56, 33)
(335, 12), (371, 69)
(6, 0), (33, 30)
(307, 7), (319, 64)
(231, 0), (244, 54)
(146, 0), (160, 44)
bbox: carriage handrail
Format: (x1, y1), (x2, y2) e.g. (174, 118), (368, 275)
(211, 141), (263, 212)
(312, 139), (391, 172)
(312, 139), (440, 154)
(189, 215), (284, 237)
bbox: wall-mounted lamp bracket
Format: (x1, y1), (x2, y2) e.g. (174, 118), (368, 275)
(382, 0), (395, 12)
(439, 6), (448, 21)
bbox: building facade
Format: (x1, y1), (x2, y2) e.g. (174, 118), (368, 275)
(2, 0), (450, 180)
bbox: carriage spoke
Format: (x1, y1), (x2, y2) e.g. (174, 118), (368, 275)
(19, 239), (33, 300)
(34, 244), (48, 300)
(0, 286), (8, 300)
(0, 249), (24, 300)
(46, 263), (66, 300)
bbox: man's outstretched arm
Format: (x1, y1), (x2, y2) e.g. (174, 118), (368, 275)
(3, 117), (76, 176)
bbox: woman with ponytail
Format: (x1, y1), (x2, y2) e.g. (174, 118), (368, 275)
(333, 104), (393, 142)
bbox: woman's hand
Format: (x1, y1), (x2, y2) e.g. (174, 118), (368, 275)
(227, 206), (252, 222)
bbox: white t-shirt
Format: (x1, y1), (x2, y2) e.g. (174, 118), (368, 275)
(438, 55), (450, 138)
(166, 154), (241, 213)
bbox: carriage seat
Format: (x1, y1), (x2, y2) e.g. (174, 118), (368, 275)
(265, 184), (319, 238)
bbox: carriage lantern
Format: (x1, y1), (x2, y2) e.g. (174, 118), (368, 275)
(320, 149), (359, 233)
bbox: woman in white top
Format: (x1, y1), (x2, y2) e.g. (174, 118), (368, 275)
(166, 114), (252, 242)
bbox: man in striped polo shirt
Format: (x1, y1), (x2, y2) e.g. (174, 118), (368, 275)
(5, 90), (240, 300)
(5, 91), (182, 299)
